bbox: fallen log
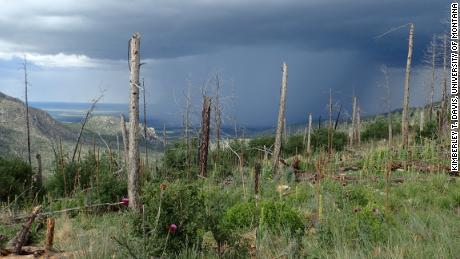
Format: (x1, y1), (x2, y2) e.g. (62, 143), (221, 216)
(10, 201), (125, 222)
(8, 206), (41, 254)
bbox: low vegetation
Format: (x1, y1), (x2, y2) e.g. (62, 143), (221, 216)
(1, 112), (457, 258)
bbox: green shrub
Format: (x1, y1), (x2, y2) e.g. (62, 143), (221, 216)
(320, 203), (390, 248)
(259, 201), (305, 233)
(311, 128), (347, 152)
(361, 118), (401, 141)
(249, 136), (275, 151)
(222, 201), (305, 234)
(223, 202), (258, 230)
(163, 142), (190, 171)
(46, 152), (126, 203)
(0, 156), (32, 202)
(347, 204), (389, 245)
(417, 120), (437, 140)
(160, 140), (199, 180)
(203, 187), (240, 248)
(283, 134), (305, 156)
(140, 181), (206, 256)
(336, 186), (371, 210)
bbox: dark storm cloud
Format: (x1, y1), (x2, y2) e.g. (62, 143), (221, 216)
(0, 0), (452, 127)
(0, 0), (448, 63)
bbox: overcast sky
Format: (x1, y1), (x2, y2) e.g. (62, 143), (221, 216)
(0, 0), (451, 127)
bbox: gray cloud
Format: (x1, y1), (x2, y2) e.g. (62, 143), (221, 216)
(0, 0), (451, 127)
(0, 0), (448, 61)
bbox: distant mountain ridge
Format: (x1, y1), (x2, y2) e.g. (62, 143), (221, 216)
(0, 91), (161, 163)
(0, 91), (77, 157)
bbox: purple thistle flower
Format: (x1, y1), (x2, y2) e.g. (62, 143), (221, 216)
(169, 224), (177, 233)
(120, 198), (129, 206)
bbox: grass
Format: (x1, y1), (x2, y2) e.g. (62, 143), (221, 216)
(1, 128), (457, 258)
(38, 170), (459, 258)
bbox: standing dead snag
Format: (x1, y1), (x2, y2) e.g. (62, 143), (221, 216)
(254, 163), (261, 196)
(440, 34), (448, 133)
(128, 32), (141, 213)
(381, 65), (393, 147)
(273, 62), (288, 174)
(163, 123), (167, 150)
(419, 109), (425, 132)
(427, 35), (437, 121)
(71, 93), (104, 162)
(213, 73), (223, 152)
(22, 55), (32, 166)
(401, 23), (414, 149)
(328, 88), (333, 157)
(351, 96), (358, 146)
(307, 113), (312, 156)
(183, 80), (192, 166)
(32, 153), (42, 198)
(199, 96), (212, 177)
(357, 105), (361, 145)
(303, 115), (308, 147)
(334, 104), (342, 130)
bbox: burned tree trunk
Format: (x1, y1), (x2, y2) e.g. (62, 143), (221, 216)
(307, 113), (312, 155)
(45, 218), (55, 251)
(381, 65), (393, 147)
(11, 206), (41, 254)
(272, 62), (288, 173)
(128, 32), (141, 213)
(401, 23), (414, 149)
(351, 96), (357, 146)
(199, 96), (212, 177)
(163, 123), (167, 150)
(440, 34), (448, 133)
(214, 73), (222, 152)
(71, 94), (103, 163)
(328, 89), (333, 157)
(184, 80), (192, 166)
(303, 115), (308, 147)
(254, 163), (261, 196)
(334, 104), (342, 130)
(32, 153), (42, 198)
(429, 35), (436, 121)
(357, 105), (361, 145)
(23, 56), (31, 166)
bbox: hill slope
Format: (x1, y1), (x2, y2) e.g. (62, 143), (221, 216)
(0, 91), (77, 157)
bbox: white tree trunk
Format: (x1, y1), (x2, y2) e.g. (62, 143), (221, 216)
(402, 23), (414, 149)
(128, 32), (141, 213)
(307, 113), (312, 155)
(429, 35), (436, 121)
(272, 62), (288, 173)
(357, 105), (361, 145)
(351, 96), (358, 146)
(420, 109), (425, 132)
(328, 88), (333, 156)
